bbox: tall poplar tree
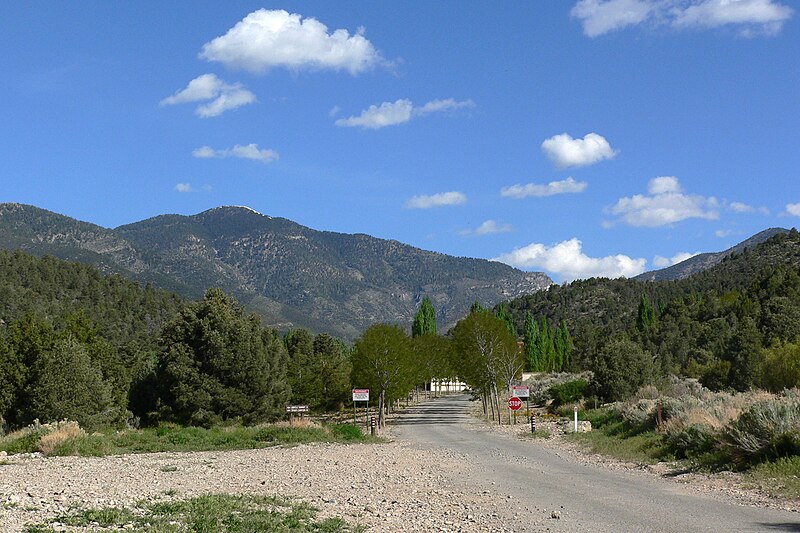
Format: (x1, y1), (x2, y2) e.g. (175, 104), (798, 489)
(412, 297), (437, 337)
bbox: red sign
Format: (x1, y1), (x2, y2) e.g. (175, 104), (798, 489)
(508, 397), (523, 411)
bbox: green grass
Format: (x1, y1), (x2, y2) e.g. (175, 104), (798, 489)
(746, 456), (800, 499)
(1, 423), (382, 457)
(522, 428), (552, 440)
(26, 493), (364, 532)
(566, 409), (674, 464)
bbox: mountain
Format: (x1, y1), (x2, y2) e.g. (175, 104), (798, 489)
(634, 227), (790, 282)
(0, 203), (552, 340)
(508, 229), (800, 368)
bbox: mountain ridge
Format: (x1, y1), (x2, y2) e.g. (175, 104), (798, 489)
(0, 202), (552, 340)
(634, 227), (790, 282)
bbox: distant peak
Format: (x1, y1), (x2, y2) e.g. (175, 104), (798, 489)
(206, 205), (271, 219)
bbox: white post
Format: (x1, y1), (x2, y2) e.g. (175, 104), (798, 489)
(574, 405), (578, 433)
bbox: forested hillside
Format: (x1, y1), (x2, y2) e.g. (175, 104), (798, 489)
(505, 229), (800, 396)
(0, 203), (552, 340)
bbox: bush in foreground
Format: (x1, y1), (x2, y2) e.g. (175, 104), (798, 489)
(0, 421), (379, 457)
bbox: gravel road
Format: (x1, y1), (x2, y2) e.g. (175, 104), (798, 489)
(1, 394), (798, 532)
(393, 394), (800, 532)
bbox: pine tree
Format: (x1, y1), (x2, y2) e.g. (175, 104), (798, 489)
(636, 294), (657, 332)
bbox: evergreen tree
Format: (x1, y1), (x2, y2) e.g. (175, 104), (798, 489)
(725, 317), (762, 391)
(470, 301), (487, 314)
(310, 333), (352, 409)
(636, 293), (657, 332)
(0, 336), (24, 426)
(23, 336), (116, 431)
(591, 337), (658, 402)
(284, 328), (314, 404)
(155, 288), (289, 426)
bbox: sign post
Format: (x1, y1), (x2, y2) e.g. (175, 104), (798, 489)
(352, 389), (369, 427)
(512, 385), (530, 426)
(285, 405), (309, 425)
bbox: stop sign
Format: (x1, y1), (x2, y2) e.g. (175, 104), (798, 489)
(508, 397), (523, 411)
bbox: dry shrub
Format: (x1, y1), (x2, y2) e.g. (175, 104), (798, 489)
(37, 421), (85, 455)
(273, 419), (321, 429)
(721, 393), (800, 466)
(619, 398), (658, 426)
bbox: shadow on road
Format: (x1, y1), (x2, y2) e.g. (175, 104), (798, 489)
(756, 523), (800, 532)
(392, 396), (473, 426)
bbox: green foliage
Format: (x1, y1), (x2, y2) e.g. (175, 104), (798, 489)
(636, 293), (656, 332)
(452, 311), (518, 393)
(759, 341), (800, 392)
(411, 334), (455, 386)
(32, 493), (362, 532)
(494, 302), (517, 336)
(155, 288), (289, 426)
(309, 333), (352, 410)
(591, 337), (659, 402)
(548, 379), (588, 407)
(721, 393), (800, 467)
(747, 456), (800, 499)
(285, 328), (314, 405)
(568, 409), (672, 464)
(412, 297), (437, 337)
(23, 337), (117, 432)
(503, 230), (800, 384)
(1, 422), (380, 456)
(352, 324), (414, 427)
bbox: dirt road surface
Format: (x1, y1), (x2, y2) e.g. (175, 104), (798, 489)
(393, 393), (800, 532)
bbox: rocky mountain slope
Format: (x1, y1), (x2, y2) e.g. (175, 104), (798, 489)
(0, 203), (552, 339)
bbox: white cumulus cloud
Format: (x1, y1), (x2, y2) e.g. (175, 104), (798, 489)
(730, 201), (755, 213)
(199, 9), (385, 75)
(174, 183), (212, 193)
(405, 191), (467, 209)
(500, 177), (588, 199)
(608, 176), (719, 227)
(571, 0), (655, 37)
(653, 251), (700, 268)
(492, 238), (647, 281)
(787, 202), (800, 216)
(571, 0), (793, 37)
(192, 144), (279, 163)
(336, 99), (413, 129)
(461, 220), (513, 236)
(335, 98), (474, 129)
(160, 74), (256, 117)
(673, 0), (794, 35)
(541, 132), (618, 169)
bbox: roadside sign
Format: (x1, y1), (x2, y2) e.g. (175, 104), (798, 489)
(512, 385), (529, 398)
(508, 397), (523, 411)
(352, 389), (369, 402)
(285, 405), (309, 413)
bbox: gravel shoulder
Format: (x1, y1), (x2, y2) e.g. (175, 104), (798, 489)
(1, 396), (798, 532)
(0, 436), (516, 532)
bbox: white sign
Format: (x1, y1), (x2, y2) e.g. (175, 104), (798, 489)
(352, 388), (369, 402)
(286, 405), (309, 413)
(512, 385), (530, 398)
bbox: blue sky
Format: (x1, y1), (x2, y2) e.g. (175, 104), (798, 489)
(1, 1), (798, 282)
